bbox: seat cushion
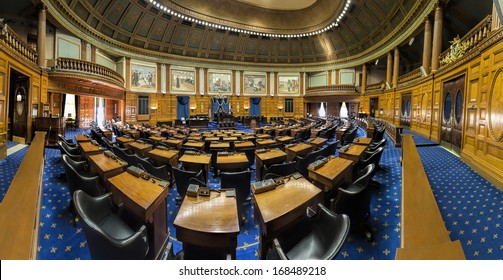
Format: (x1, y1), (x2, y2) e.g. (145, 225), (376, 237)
(99, 214), (135, 240)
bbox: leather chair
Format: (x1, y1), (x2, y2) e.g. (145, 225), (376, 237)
(58, 141), (82, 162)
(321, 140), (339, 158)
(240, 148), (256, 170)
(351, 163), (375, 188)
(263, 161), (297, 179)
(270, 203), (350, 260)
(101, 137), (114, 150)
(330, 182), (374, 241)
(367, 138), (386, 152)
(295, 149), (323, 178)
(136, 156), (170, 182)
(73, 190), (149, 260)
(62, 154), (103, 197)
(220, 170), (251, 225)
(172, 167), (205, 205)
(58, 134), (75, 147)
(112, 146), (137, 167)
(360, 146), (384, 175)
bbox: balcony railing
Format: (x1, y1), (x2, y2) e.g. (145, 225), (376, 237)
(439, 15), (492, 67)
(397, 68), (423, 85)
(51, 57), (125, 87)
(306, 84), (357, 95)
(365, 81), (386, 92)
(0, 22), (37, 65)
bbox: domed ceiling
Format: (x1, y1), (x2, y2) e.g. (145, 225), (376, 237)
(43, 0), (436, 69)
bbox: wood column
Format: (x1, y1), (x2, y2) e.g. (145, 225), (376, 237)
(393, 48), (399, 88)
(166, 64), (170, 93)
(37, 5), (46, 67)
(422, 18), (432, 74)
(81, 40), (87, 61)
(386, 52), (392, 87)
(203, 68), (208, 95)
(240, 71), (244, 95)
(361, 64), (367, 95)
(431, 4), (443, 72)
(195, 67), (200, 95)
(274, 73), (278, 97)
(90, 45), (97, 63)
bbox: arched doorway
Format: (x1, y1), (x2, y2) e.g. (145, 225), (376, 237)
(441, 75), (465, 154)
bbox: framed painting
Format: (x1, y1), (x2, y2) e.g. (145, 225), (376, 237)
(171, 68), (196, 93)
(243, 73), (267, 95)
(278, 74), (300, 94)
(131, 63), (156, 92)
(208, 71), (232, 94)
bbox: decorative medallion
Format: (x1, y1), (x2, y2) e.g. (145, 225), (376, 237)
(488, 68), (503, 142)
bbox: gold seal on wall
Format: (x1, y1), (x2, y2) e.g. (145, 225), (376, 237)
(489, 68), (503, 142)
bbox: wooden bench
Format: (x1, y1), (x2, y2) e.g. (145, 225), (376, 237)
(0, 131), (46, 259)
(395, 134), (465, 260)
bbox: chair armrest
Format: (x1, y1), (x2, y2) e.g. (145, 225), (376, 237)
(189, 176), (207, 188)
(273, 238), (290, 260)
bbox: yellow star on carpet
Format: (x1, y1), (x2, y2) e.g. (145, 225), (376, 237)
(51, 247), (57, 253)
(383, 249), (390, 256)
(357, 247), (364, 253)
(65, 246), (72, 252)
(342, 251), (349, 258)
(44, 234), (50, 239)
(58, 234), (64, 239)
(467, 240), (472, 245)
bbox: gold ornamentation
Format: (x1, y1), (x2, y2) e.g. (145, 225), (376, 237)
(440, 36), (470, 66)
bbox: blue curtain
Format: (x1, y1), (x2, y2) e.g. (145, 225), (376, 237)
(250, 97), (261, 116)
(212, 97), (229, 115)
(177, 96), (190, 119)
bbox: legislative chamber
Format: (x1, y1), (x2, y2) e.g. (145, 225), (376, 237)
(1, 0), (503, 270)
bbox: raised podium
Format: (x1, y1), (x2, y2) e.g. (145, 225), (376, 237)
(35, 117), (64, 146)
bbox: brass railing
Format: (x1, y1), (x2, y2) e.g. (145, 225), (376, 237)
(439, 15), (492, 66)
(53, 57), (125, 86)
(397, 68), (423, 84)
(306, 84), (357, 94)
(0, 22), (38, 64)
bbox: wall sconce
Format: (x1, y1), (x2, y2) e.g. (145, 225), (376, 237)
(150, 106), (157, 112)
(15, 87), (25, 116)
(190, 106), (196, 112)
(278, 106), (283, 111)
(379, 108), (384, 115)
(16, 92), (23, 102)
(243, 106), (249, 111)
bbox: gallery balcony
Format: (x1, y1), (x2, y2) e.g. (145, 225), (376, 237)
(305, 84), (358, 96)
(47, 57), (125, 99)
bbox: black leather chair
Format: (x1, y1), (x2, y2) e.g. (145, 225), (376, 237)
(62, 154), (103, 197)
(367, 138), (386, 152)
(58, 134), (75, 147)
(136, 156), (170, 182)
(112, 146), (137, 167)
(220, 170), (251, 225)
(74, 190), (150, 259)
(351, 163), (375, 188)
(360, 146), (384, 175)
(241, 148), (256, 170)
(263, 161), (297, 179)
(270, 203), (350, 260)
(58, 141), (82, 162)
(322, 141), (339, 158)
(295, 149), (323, 178)
(101, 137), (114, 150)
(172, 167), (205, 205)
(330, 182), (374, 241)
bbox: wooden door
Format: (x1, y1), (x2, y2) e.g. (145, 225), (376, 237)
(370, 97), (379, 117)
(441, 75), (465, 152)
(400, 93), (411, 127)
(78, 96), (95, 128)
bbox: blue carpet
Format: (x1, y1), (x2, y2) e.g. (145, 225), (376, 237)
(418, 147), (503, 259)
(402, 129), (437, 146)
(7, 140), (18, 149)
(0, 145), (30, 203)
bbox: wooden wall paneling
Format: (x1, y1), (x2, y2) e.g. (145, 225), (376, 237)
(78, 95), (95, 128)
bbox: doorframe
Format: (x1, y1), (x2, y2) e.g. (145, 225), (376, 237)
(439, 71), (467, 155)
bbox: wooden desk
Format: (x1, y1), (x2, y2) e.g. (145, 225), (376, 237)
(210, 142), (230, 150)
(183, 141), (205, 151)
(256, 139), (276, 148)
(308, 157), (354, 192)
(234, 141), (255, 151)
(241, 135), (256, 141)
(79, 142), (104, 159)
(253, 177), (322, 259)
(108, 172), (169, 260)
(126, 141), (153, 157)
(174, 191), (239, 259)
(255, 149), (287, 181)
(204, 137), (220, 142)
(222, 137), (238, 142)
(179, 154), (211, 183)
(217, 153), (249, 172)
(338, 145), (367, 163)
(174, 134), (186, 140)
(75, 134), (91, 143)
(149, 136), (166, 143)
(116, 136), (134, 147)
(276, 136), (293, 144)
(164, 138), (183, 150)
(353, 137), (373, 146)
(256, 134), (272, 139)
(102, 129), (113, 141)
(285, 143), (313, 162)
(88, 153), (127, 184)
(186, 136), (202, 141)
(336, 127), (348, 141)
(309, 137), (328, 148)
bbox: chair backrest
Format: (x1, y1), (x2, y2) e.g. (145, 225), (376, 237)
(296, 149), (323, 177)
(60, 140), (80, 155)
(112, 146), (137, 167)
(136, 156), (170, 181)
(172, 167), (204, 198)
(61, 154), (102, 196)
(58, 134), (74, 146)
(322, 141), (339, 157)
(368, 138), (386, 151)
(101, 137), (114, 150)
(353, 163), (375, 187)
(361, 146), (384, 173)
(311, 204), (350, 260)
(241, 148), (256, 168)
(264, 161), (297, 178)
(331, 182), (372, 222)
(58, 141), (82, 161)
(220, 171), (251, 205)
(73, 190), (149, 260)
